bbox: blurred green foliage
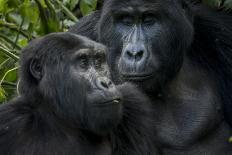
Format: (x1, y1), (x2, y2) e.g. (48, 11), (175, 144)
(0, 0), (231, 103)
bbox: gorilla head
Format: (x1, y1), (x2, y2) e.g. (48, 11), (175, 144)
(97, 0), (194, 92)
(20, 32), (122, 135)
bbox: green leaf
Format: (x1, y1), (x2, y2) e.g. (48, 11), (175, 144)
(19, 1), (39, 24)
(70, 0), (79, 10)
(83, 0), (95, 5)
(203, 0), (222, 8)
(229, 136), (232, 143)
(63, 19), (75, 28)
(0, 0), (8, 13)
(38, 0), (47, 8)
(7, 0), (20, 8)
(7, 13), (23, 25)
(80, 0), (97, 16)
(0, 86), (7, 103)
(224, 0), (232, 10)
(4, 67), (17, 82)
(18, 38), (28, 47)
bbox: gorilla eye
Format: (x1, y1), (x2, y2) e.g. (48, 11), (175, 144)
(79, 57), (88, 69)
(95, 54), (105, 69)
(143, 14), (156, 25)
(95, 58), (102, 68)
(119, 16), (134, 26)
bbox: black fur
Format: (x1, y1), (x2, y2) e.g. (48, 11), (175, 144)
(0, 32), (154, 155)
(69, 0), (232, 154)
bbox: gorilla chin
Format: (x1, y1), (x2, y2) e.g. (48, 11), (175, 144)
(120, 74), (157, 93)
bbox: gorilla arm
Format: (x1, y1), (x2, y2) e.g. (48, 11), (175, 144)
(112, 83), (160, 155)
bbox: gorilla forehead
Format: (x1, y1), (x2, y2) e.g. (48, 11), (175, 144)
(104, 0), (175, 8)
(22, 32), (106, 62)
(103, 0), (179, 15)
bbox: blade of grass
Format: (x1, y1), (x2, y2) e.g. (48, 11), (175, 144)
(0, 34), (21, 50)
(0, 67), (19, 86)
(53, 0), (78, 22)
(0, 46), (19, 61)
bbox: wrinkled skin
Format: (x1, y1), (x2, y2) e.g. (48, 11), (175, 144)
(69, 0), (232, 154)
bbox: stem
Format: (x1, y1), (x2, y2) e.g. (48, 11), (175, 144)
(13, 18), (25, 50)
(54, 0), (78, 22)
(0, 58), (10, 68)
(2, 81), (17, 87)
(0, 22), (35, 39)
(0, 47), (19, 61)
(0, 34), (21, 50)
(0, 67), (19, 86)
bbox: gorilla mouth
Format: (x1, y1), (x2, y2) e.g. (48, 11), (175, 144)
(121, 73), (154, 81)
(93, 98), (121, 106)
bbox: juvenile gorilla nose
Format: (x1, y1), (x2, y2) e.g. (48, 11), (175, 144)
(123, 43), (146, 62)
(96, 77), (114, 90)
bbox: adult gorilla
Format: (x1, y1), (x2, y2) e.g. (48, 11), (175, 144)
(0, 32), (154, 155)
(69, 0), (232, 154)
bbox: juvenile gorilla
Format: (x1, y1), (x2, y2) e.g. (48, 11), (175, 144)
(0, 33), (153, 155)
(70, 0), (232, 154)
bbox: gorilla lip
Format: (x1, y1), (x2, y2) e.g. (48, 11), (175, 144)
(121, 73), (154, 81)
(93, 98), (121, 106)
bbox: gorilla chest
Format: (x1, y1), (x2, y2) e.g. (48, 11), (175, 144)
(153, 65), (223, 148)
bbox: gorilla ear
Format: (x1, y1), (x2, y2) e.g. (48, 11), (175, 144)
(30, 59), (43, 80)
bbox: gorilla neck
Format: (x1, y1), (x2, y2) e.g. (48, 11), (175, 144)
(34, 101), (112, 141)
(150, 58), (228, 148)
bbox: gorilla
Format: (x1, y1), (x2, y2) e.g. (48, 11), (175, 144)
(69, 0), (232, 154)
(0, 32), (154, 155)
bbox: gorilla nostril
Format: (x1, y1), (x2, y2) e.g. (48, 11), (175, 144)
(125, 49), (144, 61)
(108, 80), (114, 88)
(138, 50), (143, 57)
(97, 77), (114, 90)
(108, 80), (112, 85)
(126, 50), (133, 58)
(100, 81), (109, 89)
(136, 50), (144, 59)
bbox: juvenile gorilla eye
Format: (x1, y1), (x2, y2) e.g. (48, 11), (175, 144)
(95, 58), (102, 68)
(143, 14), (156, 25)
(95, 54), (106, 69)
(79, 56), (88, 69)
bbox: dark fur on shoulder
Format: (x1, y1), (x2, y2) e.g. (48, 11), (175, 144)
(190, 4), (232, 124)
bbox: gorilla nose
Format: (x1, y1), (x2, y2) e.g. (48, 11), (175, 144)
(123, 43), (146, 62)
(126, 50), (144, 61)
(96, 77), (114, 90)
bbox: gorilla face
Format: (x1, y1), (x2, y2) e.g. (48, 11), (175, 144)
(98, 0), (194, 92)
(27, 33), (122, 135)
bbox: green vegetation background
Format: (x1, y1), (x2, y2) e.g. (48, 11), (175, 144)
(0, 0), (231, 103)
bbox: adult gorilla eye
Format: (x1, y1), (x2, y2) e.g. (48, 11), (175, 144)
(143, 14), (156, 25)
